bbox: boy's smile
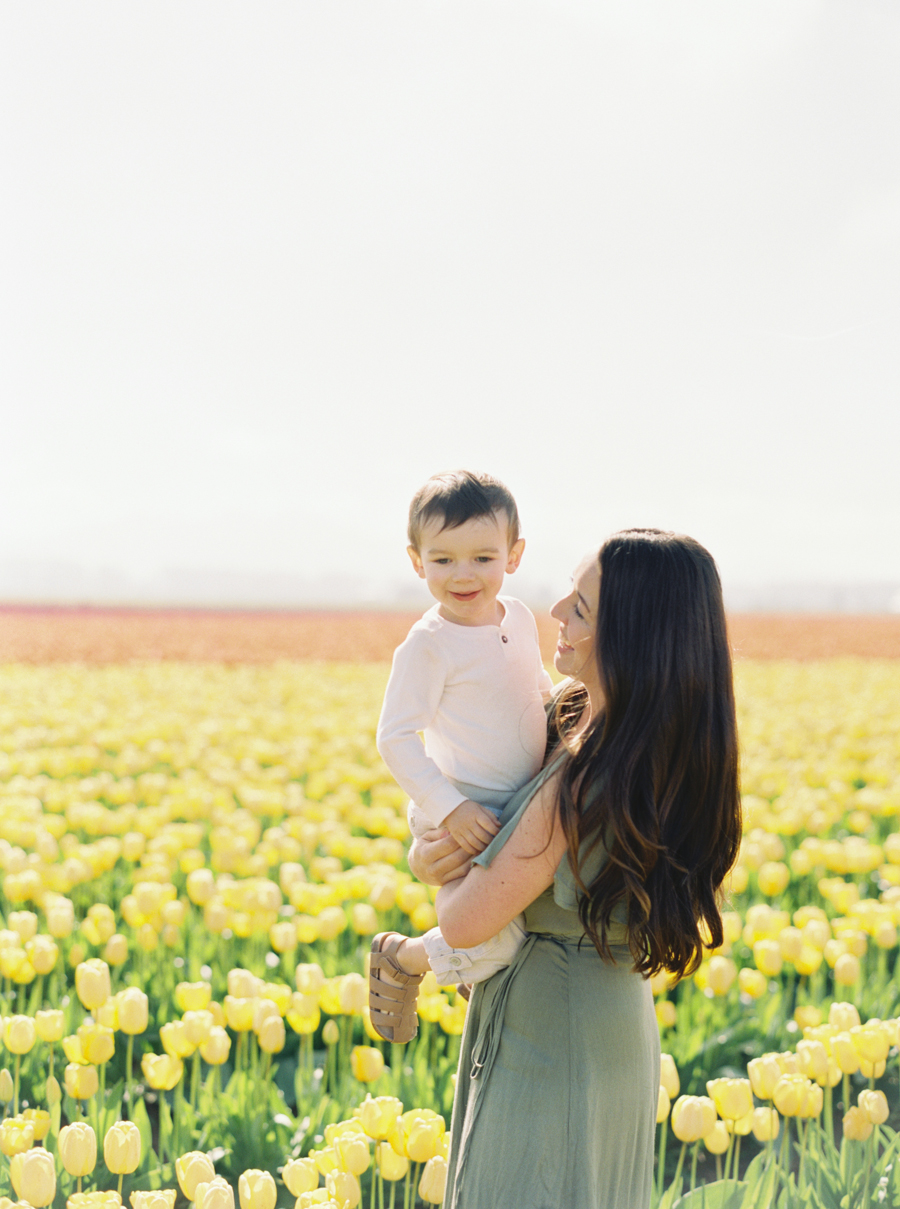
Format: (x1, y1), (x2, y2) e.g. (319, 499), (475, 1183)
(408, 512), (525, 627)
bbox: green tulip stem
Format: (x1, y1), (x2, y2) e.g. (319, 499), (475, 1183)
(369, 1163), (377, 1209)
(389, 1176), (396, 1209)
(733, 1134), (741, 1181)
(843, 1073), (850, 1117)
(99, 1062), (107, 1137)
(656, 1117), (668, 1203)
(862, 1125), (878, 1209)
(779, 1117), (790, 1176)
(191, 1051), (201, 1108)
(13, 1053), (20, 1116)
(672, 1141), (687, 1191)
(715, 1156), (722, 1182)
(117, 1174), (124, 1199)
(49, 1042), (55, 1082)
(125, 1034), (134, 1120)
(689, 1142), (700, 1191)
(77, 1177), (82, 1196)
(798, 1119), (808, 1192)
(402, 1164), (411, 1209)
(261, 1051), (272, 1089)
(825, 1083), (833, 1150)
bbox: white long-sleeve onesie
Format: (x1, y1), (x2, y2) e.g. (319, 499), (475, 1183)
(376, 597), (553, 987)
(376, 596), (553, 834)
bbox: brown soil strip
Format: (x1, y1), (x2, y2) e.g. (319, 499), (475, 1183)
(1, 606), (898, 664)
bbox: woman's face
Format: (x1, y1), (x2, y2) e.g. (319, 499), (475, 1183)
(550, 551), (601, 692)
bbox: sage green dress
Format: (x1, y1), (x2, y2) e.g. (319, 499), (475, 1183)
(444, 755), (660, 1209)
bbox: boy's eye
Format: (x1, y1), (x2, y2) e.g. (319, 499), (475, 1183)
(476, 556), (495, 563)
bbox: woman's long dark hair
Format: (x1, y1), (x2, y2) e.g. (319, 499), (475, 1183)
(552, 529), (741, 979)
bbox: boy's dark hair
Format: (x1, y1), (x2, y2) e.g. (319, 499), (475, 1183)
(407, 470), (520, 550)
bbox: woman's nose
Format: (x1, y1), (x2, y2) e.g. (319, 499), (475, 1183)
(550, 598), (565, 621)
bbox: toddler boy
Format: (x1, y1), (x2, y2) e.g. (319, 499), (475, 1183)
(371, 469), (552, 1041)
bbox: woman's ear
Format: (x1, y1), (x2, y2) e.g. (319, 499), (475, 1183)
(407, 545), (426, 578)
(506, 538), (526, 574)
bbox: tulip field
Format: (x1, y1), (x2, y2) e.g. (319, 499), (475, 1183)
(0, 612), (899, 1208)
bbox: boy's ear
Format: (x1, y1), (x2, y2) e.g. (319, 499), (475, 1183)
(407, 546), (426, 578)
(505, 538), (525, 574)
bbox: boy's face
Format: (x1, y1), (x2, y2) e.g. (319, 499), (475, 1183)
(408, 511), (525, 627)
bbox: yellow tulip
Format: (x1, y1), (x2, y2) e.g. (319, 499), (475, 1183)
(350, 1046), (384, 1084)
(706, 1078), (753, 1121)
(10, 1147), (57, 1207)
(194, 1177), (235, 1209)
(59, 1122), (98, 1177)
(703, 1121), (730, 1155)
(104, 1121), (141, 1174)
(375, 1141), (408, 1182)
(738, 968), (767, 999)
(199, 1027), (231, 1066)
(282, 1158), (319, 1196)
(656, 1086), (671, 1123)
(4, 1015), (36, 1055)
(793, 1005), (822, 1030)
(175, 1152), (216, 1200)
(322, 1020), (340, 1046)
(9, 912), (38, 942)
(160, 1022), (196, 1059)
(748, 1054), (782, 1101)
(77, 1022), (115, 1065)
(104, 934), (129, 967)
(333, 1134), (370, 1176)
(175, 982), (213, 1012)
(311, 1146), (339, 1176)
(0, 1117), (35, 1157)
(772, 1075), (821, 1119)
(34, 1009), (65, 1043)
(706, 957), (737, 997)
(356, 1095), (403, 1141)
(834, 953), (860, 986)
(75, 959), (111, 1010)
(843, 1105), (873, 1142)
(405, 1115), (446, 1162)
(65, 1062), (99, 1101)
(418, 1156), (448, 1205)
(224, 997), (255, 1033)
(227, 968), (261, 999)
(0, 1069), (13, 1103)
(238, 1170), (277, 1209)
(117, 988), (149, 1035)
(655, 1000), (677, 1029)
(671, 1095), (717, 1142)
(21, 1109), (50, 1143)
(850, 1022), (890, 1065)
(296, 963), (326, 995)
(830, 1032), (860, 1075)
(796, 1039), (830, 1086)
(325, 1171), (360, 1209)
(859, 1089), (889, 1125)
(829, 1002), (860, 1031)
(130, 1191), (177, 1209)
(751, 1107), (780, 1142)
(256, 1014), (285, 1054)
(339, 973), (368, 1015)
(141, 1053), (183, 1091)
(25, 935), (59, 975)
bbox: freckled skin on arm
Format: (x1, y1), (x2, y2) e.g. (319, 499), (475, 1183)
(435, 770), (568, 950)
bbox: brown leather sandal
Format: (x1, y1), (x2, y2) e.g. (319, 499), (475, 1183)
(369, 932), (424, 1044)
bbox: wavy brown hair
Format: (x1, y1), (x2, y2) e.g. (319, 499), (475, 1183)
(552, 529), (741, 979)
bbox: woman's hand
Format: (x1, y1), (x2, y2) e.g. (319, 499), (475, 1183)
(407, 828), (473, 886)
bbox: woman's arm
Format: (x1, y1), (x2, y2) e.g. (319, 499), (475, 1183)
(436, 771), (568, 949)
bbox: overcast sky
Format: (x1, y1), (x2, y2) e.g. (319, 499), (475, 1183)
(2, 2), (898, 607)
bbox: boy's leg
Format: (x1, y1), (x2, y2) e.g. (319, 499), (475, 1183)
(368, 932), (428, 1044)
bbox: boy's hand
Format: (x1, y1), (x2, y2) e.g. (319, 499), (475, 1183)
(408, 829), (472, 886)
(443, 799), (501, 856)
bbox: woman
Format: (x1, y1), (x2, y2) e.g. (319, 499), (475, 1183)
(409, 529), (742, 1208)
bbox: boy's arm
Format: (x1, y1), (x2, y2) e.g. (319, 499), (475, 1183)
(376, 630), (468, 826)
